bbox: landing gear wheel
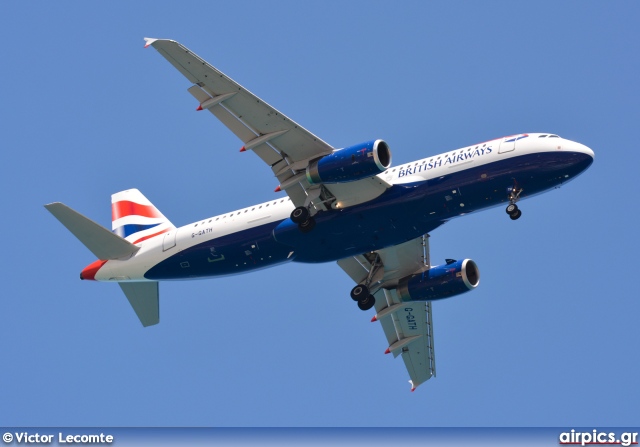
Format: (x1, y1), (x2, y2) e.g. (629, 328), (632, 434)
(291, 206), (310, 224)
(357, 294), (376, 311)
(509, 209), (522, 220)
(350, 284), (370, 301)
(506, 203), (519, 215)
(298, 217), (316, 233)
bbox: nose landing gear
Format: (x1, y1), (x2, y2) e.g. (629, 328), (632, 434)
(506, 204), (522, 220)
(506, 182), (523, 221)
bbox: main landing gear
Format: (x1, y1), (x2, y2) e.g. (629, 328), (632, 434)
(506, 182), (523, 221)
(350, 284), (376, 311)
(349, 253), (381, 311)
(291, 206), (316, 233)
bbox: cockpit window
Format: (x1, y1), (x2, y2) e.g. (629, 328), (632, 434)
(538, 135), (548, 138)
(548, 135), (559, 138)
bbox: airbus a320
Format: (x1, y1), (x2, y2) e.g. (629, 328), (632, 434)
(45, 38), (594, 391)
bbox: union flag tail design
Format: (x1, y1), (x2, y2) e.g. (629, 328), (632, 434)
(111, 189), (175, 245)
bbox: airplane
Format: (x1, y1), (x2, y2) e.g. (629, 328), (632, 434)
(44, 38), (594, 391)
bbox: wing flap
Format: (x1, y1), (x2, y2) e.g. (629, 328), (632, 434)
(374, 288), (436, 389)
(377, 235), (429, 285)
(336, 256), (369, 285)
(148, 38), (392, 210)
(149, 39), (333, 161)
(325, 177), (392, 210)
(338, 235), (436, 390)
(400, 301), (436, 390)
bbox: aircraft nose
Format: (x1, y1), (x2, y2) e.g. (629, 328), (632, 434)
(564, 139), (595, 160)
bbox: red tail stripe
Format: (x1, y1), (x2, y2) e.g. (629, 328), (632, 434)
(112, 201), (161, 221)
(132, 228), (170, 245)
(81, 259), (108, 281)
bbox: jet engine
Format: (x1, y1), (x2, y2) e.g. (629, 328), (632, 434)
(306, 139), (391, 184)
(397, 259), (480, 302)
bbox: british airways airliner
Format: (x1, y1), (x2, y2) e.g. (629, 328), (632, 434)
(45, 38), (594, 391)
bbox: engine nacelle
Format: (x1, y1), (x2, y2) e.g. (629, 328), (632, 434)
(397, 259), (480, 302)
(306, 139), (391, 184)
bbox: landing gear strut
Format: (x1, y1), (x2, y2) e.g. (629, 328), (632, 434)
(291, 206), (316, 233)
(506, 182), (523, 221)
(349, 254), (381, 311)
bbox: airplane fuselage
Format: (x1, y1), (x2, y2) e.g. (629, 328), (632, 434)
(90, 133), (594, 282)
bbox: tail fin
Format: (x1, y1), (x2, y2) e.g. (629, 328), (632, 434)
(111, 189), (175, 245)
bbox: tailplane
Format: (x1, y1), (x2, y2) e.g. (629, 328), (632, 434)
(119, 282), (159, 327)
(45, 190), (164, 327)
(45, 202), (140, 260)
(111, 189), (176, 244)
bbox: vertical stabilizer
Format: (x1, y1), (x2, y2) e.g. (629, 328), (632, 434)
(111, 189), (175, 244)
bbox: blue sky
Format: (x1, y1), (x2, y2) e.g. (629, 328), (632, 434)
(1, 1), (638, 427)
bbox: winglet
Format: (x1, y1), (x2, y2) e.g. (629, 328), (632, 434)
(143, 37), (158, 48)
(409, 380), (417, 392)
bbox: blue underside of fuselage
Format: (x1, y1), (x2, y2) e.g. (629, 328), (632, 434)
(144, 151), (592, 280)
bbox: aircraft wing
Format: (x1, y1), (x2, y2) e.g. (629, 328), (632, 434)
(337, 235), (436, 391)
(145, 38), (391, 211)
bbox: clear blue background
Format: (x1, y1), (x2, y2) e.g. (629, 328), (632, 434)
(1, 1), (638, 427)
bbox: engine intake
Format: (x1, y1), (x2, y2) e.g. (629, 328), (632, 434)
(306, 139), (391, 184)
(397, 259), (480, 302)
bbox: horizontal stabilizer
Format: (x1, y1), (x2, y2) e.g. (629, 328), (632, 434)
(45, 202), (140, 260)
(119, 282), (159, 327)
